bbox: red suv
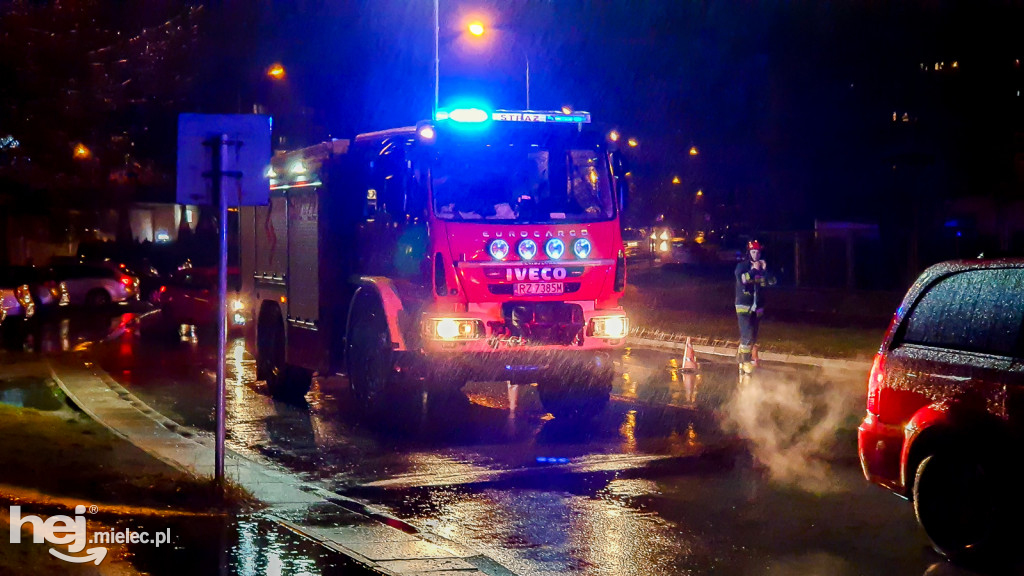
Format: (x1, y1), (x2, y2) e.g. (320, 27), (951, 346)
(858, 258), (1024, 561)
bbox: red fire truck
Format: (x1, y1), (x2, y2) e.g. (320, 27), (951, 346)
(239, 108), (629, 419)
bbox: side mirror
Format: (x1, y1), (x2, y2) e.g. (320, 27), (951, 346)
(610, 150), (630, 213)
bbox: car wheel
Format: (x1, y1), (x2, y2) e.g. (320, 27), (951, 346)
(346, 291), (396, 414)
(537, 370), (612, 420)
(85, 289), (111, 308)
(913, 451), (1001, 561)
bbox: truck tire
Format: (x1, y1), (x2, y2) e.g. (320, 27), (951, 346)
(346, 291), (395, 413)
(257, 306), (311, 399)
(538, 370), (613, 420)
(913, 451), (1000, 561)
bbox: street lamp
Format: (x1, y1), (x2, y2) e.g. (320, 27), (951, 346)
(433, 6), (533, 113)
(266, 63), (286, 80)
(73, 143), (92, 160)
(464, 21), (531, 110)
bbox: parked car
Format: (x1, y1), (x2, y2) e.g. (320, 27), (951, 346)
(85, 258), (164, 303)
(4, 266), (69, 312)
(159, 267), (247, 332)
(858, 258), (1024, 562)
(51, 263), (140, 307)
(622, 227), (653, 259)
(0, 269), (36, 322)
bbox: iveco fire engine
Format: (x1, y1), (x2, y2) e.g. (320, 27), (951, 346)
(239, 108), (629, 419)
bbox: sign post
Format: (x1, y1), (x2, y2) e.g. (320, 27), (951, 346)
(177, 114), (271, 489)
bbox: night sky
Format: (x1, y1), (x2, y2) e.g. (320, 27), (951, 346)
(1, 0), (1021, 247)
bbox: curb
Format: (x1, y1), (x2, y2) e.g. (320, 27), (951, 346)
(48, 360), (516, 576)
(629, 332), (872, 373)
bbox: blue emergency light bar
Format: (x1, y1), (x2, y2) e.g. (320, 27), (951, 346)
(435, 108), (591, 124)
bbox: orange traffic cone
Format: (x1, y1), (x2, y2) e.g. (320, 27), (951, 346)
(682, 337), (700, 372)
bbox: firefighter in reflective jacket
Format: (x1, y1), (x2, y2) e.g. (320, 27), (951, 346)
(734, 239), (776, 373)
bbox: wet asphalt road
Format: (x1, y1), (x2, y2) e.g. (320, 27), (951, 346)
(3, 309), (996, 576)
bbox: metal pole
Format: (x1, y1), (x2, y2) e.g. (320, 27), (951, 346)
(433, 0), (440, 116)
(213, 134), (229, 488)
(525, 53), (530, 110)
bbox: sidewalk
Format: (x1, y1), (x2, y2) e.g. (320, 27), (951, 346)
(49, 359), (517, 576)
(623, 266), (899, 364)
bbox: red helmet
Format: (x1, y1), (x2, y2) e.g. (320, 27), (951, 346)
(747, 240), (763, 251)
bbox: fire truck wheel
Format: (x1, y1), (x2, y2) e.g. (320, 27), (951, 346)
(256, 308), (283, 383)
(346, 295), (394, 413)
(537, 371), (613, 420)
(257, 308), (312, 399)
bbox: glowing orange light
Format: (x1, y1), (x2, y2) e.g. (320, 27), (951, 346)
(671, 176), (681, 185)
(561, 106), (572, 114)
(696, 189), (703, 197)
(627, 138), (638, 148)
(267, 63), (286, 80)
(608, 130), (620, 142)
(73, 143), (91, 159)
(689, 146), (699, 156)
(468, 22), (485, 36)
(279, 296), (287, 303)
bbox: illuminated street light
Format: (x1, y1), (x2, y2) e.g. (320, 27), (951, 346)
(627, 138), (638, 148)
(672, 176), (681, 185)
(696, 189), (704, 197)
(73, 143), (92, 160)
(608, 130), (620, 142)
(458, 15), (531, 109)
(266, 63), (286, 80)
(689, 146), (699, 156)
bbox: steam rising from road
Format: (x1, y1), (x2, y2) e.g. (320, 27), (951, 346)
(721, 369), (858, 493)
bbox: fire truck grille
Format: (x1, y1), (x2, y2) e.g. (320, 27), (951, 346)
(495, 302), (586, 346)
(489, 282), (582, 295)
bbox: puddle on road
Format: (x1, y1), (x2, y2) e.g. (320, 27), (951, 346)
(124, 513), (367, 576)
(0, 376), (65, 411)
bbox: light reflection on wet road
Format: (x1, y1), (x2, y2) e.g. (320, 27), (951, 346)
(73, 316), (991, 576)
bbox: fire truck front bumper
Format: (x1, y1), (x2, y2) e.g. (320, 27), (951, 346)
(398, 348), (616, 386)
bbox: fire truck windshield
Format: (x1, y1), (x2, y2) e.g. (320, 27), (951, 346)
(431, 145), (614, 224)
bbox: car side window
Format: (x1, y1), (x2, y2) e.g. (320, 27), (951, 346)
(901, 268), (1024, 357)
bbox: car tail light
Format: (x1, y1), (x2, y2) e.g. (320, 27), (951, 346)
(160, 285), (167, 293)
(15, 284), (32, 306)
(120, 275), (134, 287)
(867, 352), (886, 415)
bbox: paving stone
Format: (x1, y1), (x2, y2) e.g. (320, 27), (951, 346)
(318, 524), (420, 544)
(341, 540), (460, 562)
(377, 558), (480, 573)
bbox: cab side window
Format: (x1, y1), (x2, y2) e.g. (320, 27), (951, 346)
(901, 269), (1024, 357)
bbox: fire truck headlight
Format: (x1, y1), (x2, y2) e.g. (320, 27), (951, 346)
(488, 239), (510, 260)
(572, 238), (592, 259)
(588, 315), (629, 339)
(518, 239), (538, 261)
(659, 241), (669, 252)
(660, 230), (670, 240)
(544, 238), (565, 260)
(230, 298), (246, 312)
(428, 318), (484, 340)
